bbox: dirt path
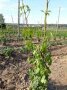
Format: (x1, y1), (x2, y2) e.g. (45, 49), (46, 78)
(48, 45), (67, 90)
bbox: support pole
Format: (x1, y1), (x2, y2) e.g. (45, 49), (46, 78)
(18, 0), (20, 40)
(57, 7), (61, 29)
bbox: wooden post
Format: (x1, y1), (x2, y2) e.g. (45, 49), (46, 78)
(57, 7), (61, 29)
(44, 0), (50, 37)
(18, 0), (20, 40)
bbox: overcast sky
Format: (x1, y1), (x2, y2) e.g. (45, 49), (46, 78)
(0, 0), (67, 24)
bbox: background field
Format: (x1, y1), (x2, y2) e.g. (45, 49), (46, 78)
(0, 24), (67, 90)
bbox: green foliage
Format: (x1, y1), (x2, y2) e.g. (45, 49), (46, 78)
(21, 28), (33, 40)
(36, 29), (42, 42)
(0, 47), (14, 58)
(1, 36), (7, 45)
(25, 40), (35, 52)
(0, 14), (4, 24)
(0, 26), (67, 43)
(28, 38), (52, 90)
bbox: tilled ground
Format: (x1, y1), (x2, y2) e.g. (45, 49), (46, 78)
(0, 45), (67, 90)
(48, 45), (67, 90)
(0, 52), (30, 90)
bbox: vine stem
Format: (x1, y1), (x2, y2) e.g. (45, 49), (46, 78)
(44, 0), (49, 38)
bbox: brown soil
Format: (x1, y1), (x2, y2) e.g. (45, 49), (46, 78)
(48, 45), (67, 90)
(0, 44), (67, 90)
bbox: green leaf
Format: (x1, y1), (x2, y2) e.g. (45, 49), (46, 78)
(45, 52), (52, 65)
(41, 10), (45, 13)
(35, 67), (40, 74)
(41, 76), (47, 84)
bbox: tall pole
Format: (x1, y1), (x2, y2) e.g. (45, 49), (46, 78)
(18, 0), (20, 39)
(11, 15), (15, 34)
(57, 7), (61, 29)
(44, 0), (49, 37)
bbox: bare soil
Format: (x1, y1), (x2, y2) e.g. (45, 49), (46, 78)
(48, 45), (67, 90)
(0, 44), (67, 90)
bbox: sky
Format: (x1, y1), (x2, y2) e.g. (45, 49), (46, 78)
(0, 0), (67, 24)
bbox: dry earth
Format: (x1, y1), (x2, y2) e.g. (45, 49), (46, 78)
(48, 45), (67, 90)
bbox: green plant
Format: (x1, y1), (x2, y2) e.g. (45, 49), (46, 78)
(0, 14), (4, 24)
(28, 38), (52, 90)
(22, 28), (33, 40)
(25, 40), (35, 52)
(36, 29), (42, 42)
(3, 47), (14, 58)
(27, 1), (52, 90)
(1, 36), (7, 45)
